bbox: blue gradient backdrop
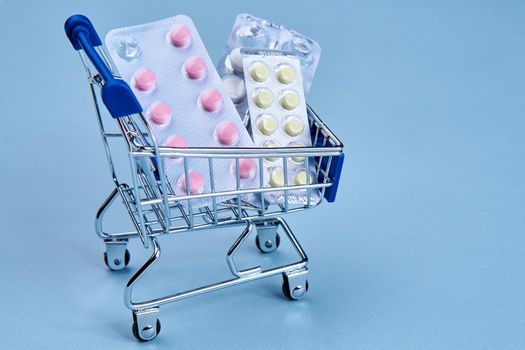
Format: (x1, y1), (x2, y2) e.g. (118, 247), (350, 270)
(0, 0), (524, 349)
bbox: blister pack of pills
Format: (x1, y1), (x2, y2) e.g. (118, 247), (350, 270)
(217, 13), (321, 114)
(241, 48), (319, 205)
(105, 15), (258, 208)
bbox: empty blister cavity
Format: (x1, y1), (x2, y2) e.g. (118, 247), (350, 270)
(117, 37), (142, 61)
(234, 18), (269, 47)
(105, 15), (258, 209)
(288, 34), (315, 67)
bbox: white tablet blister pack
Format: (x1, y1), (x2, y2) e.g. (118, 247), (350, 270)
(105, 15), (258, 208)
(217, 13), (321, 114)
(241, 48), (320, 205)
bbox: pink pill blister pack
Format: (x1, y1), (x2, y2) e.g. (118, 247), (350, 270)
(241, 48), (319, 205)
(105, 15), (258, 206)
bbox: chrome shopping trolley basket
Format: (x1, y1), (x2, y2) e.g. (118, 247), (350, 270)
(65, 15), (344, 341)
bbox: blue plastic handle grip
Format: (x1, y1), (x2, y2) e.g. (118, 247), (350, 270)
(64, 15), (142, 118)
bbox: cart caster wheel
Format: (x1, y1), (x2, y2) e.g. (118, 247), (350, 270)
(255, 233), (280, 253)
(103, 248), (130, 271)
(282, 272), (309, 300)
(132, 319), (161, 342)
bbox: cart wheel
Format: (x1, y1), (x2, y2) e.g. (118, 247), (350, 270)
(132, 319), (161, 342)
(255, 233), (280, 253)
(103, 249), (130, 271)
(282, 275), (309, 300)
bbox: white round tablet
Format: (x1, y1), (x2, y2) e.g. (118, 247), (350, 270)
(222, 75), (246, 104)
(230, 48), (244, 73)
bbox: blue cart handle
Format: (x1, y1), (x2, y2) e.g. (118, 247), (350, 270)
(65, 15), (143, 118)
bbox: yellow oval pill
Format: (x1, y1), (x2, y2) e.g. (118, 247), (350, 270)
(288, 141), (306, 162)
(269, 168), (285, 187)
(253, 89), (273, 108)
(263, 140), (280, 161)
(292, 155), (306, 163)
(283, 117), (305, 137)
(257, 114), (278, 136)
(250, 62), (269, 82)
(277, 66), (296, 84)
(294, 170), (312, 185)
(280, 91), (300, 110)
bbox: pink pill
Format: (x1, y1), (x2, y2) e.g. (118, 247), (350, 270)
(234, 158), (256, 179)
(185, 56), (206, 80)
(179, 171), (204, 195)
(149, 102), (172, 125)
(164, 135), (188, 161)
(164, 135), (188, 148)
(169, 25), (191, 47)
(215, 121), (239, 146)
(199, 88), (222, 112)
(133, 68), (156, 91)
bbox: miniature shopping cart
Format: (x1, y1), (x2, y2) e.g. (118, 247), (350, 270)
(65, 15), (344, 342)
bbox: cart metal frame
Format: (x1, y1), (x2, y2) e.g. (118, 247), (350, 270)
(65, 14), (344, 342)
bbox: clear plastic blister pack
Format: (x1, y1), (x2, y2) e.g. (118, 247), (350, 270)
(217, 13), (321, 115)
(105, 15), (258, 208)
(241, 48), (320, 205)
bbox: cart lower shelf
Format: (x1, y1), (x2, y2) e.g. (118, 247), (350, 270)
(97, 184), (310, 342)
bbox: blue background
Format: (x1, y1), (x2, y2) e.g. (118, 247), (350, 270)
(1, 0), (524, 348)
